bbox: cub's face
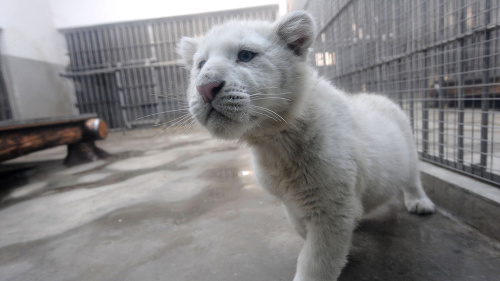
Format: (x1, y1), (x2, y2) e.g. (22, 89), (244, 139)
(177, 12), (316, 139)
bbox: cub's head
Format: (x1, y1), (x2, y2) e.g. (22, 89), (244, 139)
(177, 11), (316, 139)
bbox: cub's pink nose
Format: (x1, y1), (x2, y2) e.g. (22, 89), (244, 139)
(196, 81), (224, 102)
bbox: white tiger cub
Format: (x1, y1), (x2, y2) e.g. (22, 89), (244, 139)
(178, 11), (435, 281)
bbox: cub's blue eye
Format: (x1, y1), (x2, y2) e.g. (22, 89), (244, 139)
(237, 50), (256, 62)
(198, 60), (206, 69)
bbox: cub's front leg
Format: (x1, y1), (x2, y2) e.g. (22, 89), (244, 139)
(284, 204), (307, 239)
(293, 208), (359, 281)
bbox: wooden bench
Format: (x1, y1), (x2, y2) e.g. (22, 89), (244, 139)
(0, 114), (111, 166)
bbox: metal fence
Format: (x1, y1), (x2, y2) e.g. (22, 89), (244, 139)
(0, 30), (13, 121)
(61, 5), (278, 129)
(294, 0), (500, 186)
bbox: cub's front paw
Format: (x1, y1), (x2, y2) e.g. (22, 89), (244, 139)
(405, 197), (436, 215)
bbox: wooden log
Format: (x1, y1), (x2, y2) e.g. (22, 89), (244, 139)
(84, 118), (109, 140)
(0, 116), (110, 164)
(64, 141), (111, 167)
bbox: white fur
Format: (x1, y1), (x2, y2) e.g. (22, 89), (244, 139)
(178, 11), (435, 281)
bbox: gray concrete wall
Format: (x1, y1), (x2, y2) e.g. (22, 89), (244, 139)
(420, 161), (500, 240)
(0, 0), (77, 120)
(1, 55), (76, 119)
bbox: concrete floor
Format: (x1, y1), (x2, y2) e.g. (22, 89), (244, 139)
(0, 128), (499, 281)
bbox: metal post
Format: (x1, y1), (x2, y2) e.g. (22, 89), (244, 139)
(438, 0), (445, 160)
(480, 0), (492, 174)
(457, 0), (466, 166)
(407, 1), (415, 130)
(422, 0), (429, 155)
(115, 70), (129, 129)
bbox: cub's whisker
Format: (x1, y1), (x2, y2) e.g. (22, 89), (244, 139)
(251, 97), (291, 102)
(249, 92), (290, 96)
(247, 86), (279, 91)
(154, 114), (194, 138)
(148, 93), (187, 101)
(250, 108), (279, 122)
(134, 108), (190, 121)
(153, 113), (192, 128)
(251, 105), (288, 124)
(250, 118), (264, 132)
(181, 120), (198, 134)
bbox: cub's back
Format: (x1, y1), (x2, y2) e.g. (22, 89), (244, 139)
(348, 93), (418, 184)
(349, 93), (414, 146)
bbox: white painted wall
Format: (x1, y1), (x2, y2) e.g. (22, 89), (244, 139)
(0, 0), (67, 65)
(0, 0), (76, 119)
(50, 0), (286, 29)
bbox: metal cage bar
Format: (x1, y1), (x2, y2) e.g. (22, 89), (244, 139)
(300, 0), (500, 186)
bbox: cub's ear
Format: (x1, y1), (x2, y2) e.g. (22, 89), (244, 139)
(177, 37), (199, 68)
(274, 11), (316, 57)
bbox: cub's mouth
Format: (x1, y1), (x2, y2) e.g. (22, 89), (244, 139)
(195, 81), (251, 123)
(189, 85), (253, 139)
(208, 93), (250, 123)
(207, 108), (231, 123)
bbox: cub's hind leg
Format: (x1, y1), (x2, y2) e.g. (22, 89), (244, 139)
(403, 173), (435, 215)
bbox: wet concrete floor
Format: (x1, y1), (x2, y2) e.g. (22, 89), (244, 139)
(0, 128), (499, 281)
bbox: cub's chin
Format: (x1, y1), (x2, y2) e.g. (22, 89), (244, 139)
(194, 107), (252, 140)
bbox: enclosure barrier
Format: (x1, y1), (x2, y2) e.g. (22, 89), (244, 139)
(61, 5), (278, 130)
(293, 0), (500, 186)
(0, 29), (13, 121)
